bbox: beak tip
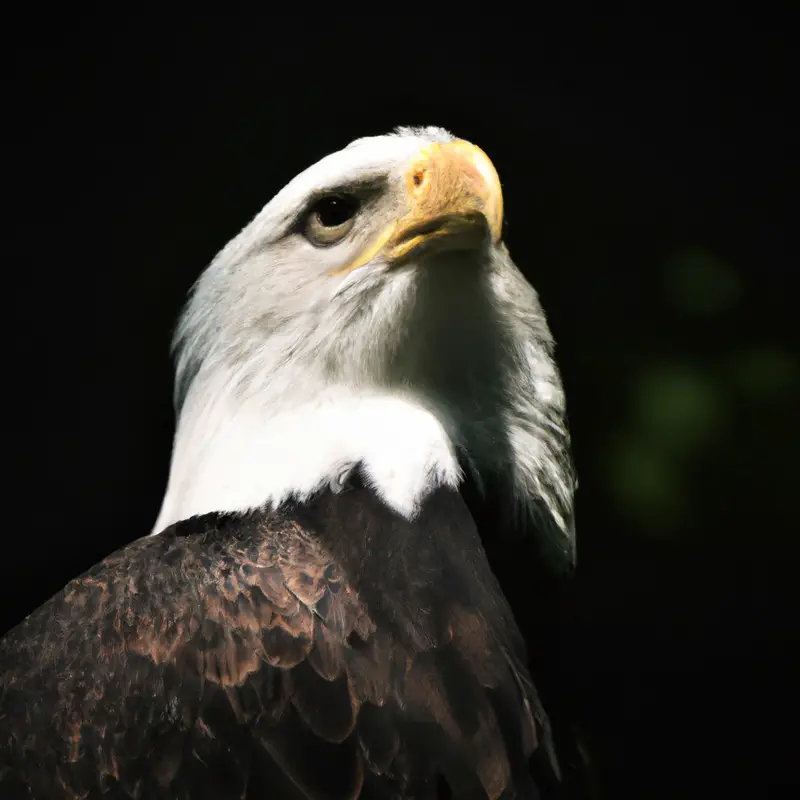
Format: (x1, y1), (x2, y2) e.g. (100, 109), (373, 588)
(455, 140), (504, 240)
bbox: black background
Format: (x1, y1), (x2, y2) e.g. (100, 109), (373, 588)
(6, 11), (797, 798)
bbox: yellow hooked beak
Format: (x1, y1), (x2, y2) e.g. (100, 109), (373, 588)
(340, 139), (504, 273)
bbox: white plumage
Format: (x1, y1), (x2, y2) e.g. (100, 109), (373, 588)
(153, 126), (575, 567)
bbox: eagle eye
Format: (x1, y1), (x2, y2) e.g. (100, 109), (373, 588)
(304, 194), (360, 246)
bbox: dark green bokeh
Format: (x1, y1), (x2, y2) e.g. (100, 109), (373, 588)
(604, 249), (796, 539)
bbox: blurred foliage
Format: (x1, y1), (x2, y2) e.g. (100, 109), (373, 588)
(607, 361), (727, 536)
(608, 433), (685, 535)
(727, 346), (798, 401)
(633, 363), (728, 456)
(663, 248), (742, 315)
(606, 248), (797, 538)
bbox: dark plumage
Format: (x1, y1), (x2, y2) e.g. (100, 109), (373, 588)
(0, 481), (558, 799)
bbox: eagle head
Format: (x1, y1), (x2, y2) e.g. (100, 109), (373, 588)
(154, 126), (576, 569)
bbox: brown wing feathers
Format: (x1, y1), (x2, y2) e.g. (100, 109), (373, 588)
(0, 488), (550, 798)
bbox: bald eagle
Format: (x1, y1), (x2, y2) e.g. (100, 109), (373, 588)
(0, 127), (577, 798)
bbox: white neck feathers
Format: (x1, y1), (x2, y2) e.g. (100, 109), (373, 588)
(152, 248), (575, 567)
(152, 376), (462, 534)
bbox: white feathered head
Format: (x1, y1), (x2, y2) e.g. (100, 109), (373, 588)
(155, 126), (576, 568)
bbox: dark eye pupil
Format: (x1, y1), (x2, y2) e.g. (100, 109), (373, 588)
(313, 195), (359, 227)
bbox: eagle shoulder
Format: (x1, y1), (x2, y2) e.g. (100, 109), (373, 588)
(0, 492), (550, 798)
